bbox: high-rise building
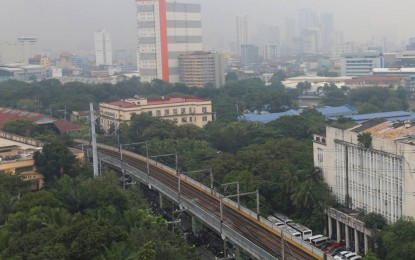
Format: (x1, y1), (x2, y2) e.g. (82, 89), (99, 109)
(321, 13), (334, 53)
(94, 29), (113, 66)
(136, 0), (203, 83)
(0, 37), (37, 64)
(302, 28), (321, 54)
(267, 26), (280, 44)
(178, 51), (225, 88)
(240, 44), (259, 66)
(236, 15), (249, 55)
(261, 44), (280, 62)
(299, 9), (317, 34)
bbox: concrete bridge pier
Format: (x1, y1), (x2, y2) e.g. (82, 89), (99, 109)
(191, 216), (202, 235)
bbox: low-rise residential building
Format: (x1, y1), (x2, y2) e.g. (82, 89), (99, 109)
(99, 97), (213, 131)
(314, 119), (415, 255)
(0, 132), (43, 190)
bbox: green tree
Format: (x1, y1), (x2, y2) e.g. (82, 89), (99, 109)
(1, 119), (35, 136)
(34, 139), (78, 183)
(381, 218), (415, 259)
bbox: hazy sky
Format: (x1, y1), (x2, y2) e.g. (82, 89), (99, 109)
(0, 0), (412, 53)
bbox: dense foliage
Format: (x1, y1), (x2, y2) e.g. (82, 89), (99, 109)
(0, 170), (196, 259)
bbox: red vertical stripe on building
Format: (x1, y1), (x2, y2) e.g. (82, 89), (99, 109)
(159, 0), (169, 82)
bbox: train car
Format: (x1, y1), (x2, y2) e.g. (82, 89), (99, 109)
(267, 216), (285, 227)
(280, 225), (301, 238)
(273, 212), (293, 224)
(287, 222), (313, 240)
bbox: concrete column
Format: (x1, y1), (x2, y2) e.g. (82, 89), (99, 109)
(345, 225), (350, 250)
(355, 229), (360, 255)
(364, 234), (369, 255)
(328, 216), (333, 238)
(159, 193), (163, 209)
(191, 216), (202, 235)
(336, 220), (341, 242)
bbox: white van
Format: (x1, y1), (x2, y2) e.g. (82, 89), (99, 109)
(350, 256), (361, 260)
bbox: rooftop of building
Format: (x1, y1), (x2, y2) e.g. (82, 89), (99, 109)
(342, 111), (415, 124)
(342, 52), (382, 58)
(349, 119), (415, 141)
(0, 137), (40, 151)
(345, 76), (403, 83)
(240, 105), (356, 123)
(102, 97), (211, 108)
(372, 68), (415, 73)
(0, 107), (50, 127)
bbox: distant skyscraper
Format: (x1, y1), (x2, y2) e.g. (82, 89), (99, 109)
(267, 26), (280, 44)
(240, 44), (259, 65)
(299, 9), (317, 34)
(0, 37), (37, 64)
(94, 29), (113, 66)
(321, 13), (334, 53)
(236, 15), (248, 55)
(284, 18), (296, 55)
(136, 0), (203, 83)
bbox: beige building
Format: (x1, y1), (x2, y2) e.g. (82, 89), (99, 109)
(178, 51), (225, 88)
(0, 134), (44, 190)
(99, 97), (213, 131)
(314, 119), (415, 255)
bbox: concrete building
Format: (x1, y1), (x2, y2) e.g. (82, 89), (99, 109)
(302, 27), (321, 54)
(314, 119), (415, 254)
(261, 44), (280, 62)
(344, 76), (404, 89)
(236, 15), (249, 55)
(372, 68), (415, 77)
(240, 44), (259, 66)
(99, 97), (213, 131)
(341, 52), (384, 76)
(0, 64), (48, 81)
(0, 132), (44, 190)
(136, 0), (203, 83)
(178, 51), (225, 88)
(0, 37), (38, 64)
(94, 29), (113, 66)
(330, 42), (354, 58)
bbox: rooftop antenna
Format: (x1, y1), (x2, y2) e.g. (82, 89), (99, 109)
(90, 103), (99, 177)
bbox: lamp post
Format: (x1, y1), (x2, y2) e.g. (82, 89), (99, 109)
(119, 141), (149, 188)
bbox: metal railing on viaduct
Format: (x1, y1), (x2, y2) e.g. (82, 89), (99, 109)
(76, 140), (334, 260)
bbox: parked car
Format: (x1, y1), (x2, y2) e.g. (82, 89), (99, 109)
(317, 241), (332, 250)
(343, 252), (357, 259)
(334, 251), (350, 260)
(330, 247), (345, 256)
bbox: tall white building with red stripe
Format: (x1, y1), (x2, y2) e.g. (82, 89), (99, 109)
(136, 0), (203, 83)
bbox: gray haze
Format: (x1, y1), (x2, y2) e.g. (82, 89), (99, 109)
(0, 0), (413, 53)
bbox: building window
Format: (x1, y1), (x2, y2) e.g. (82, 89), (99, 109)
(173, 118), (178, 123)
(164, 109), (169, 115)
(202, 107), (207, 113)
(181, 108), (186, 114)
(189, 117), (193, 122)
(173, 109), (178, 115)
(181, 117), (187, 123)
(156, 110), (161, 116)
(202, 116), (208, 122)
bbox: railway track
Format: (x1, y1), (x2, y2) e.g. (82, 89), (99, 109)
(79, 141), (320, 260)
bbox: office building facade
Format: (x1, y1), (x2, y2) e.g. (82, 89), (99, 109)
(94, 29), (113, 66)
(136, 0), (203, 83)
(236, 15), (248, 55)
(178, 51), (225, 88)
(340, 52), (384, 76)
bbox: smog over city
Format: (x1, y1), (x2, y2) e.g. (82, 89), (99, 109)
(1, 0), (415, 259)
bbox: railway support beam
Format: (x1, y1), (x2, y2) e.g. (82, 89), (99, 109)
(191, 216), (202, 235)
(328, 216), (333, 239)
(159, 193), (164, 209)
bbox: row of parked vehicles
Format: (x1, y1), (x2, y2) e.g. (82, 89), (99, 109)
(267, 213), (361, 260)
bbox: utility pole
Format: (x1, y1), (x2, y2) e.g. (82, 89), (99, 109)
(90, 103), (99, 177)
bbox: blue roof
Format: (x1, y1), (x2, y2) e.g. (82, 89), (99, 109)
(240, 105), (356, 123)
(240, 109), (302, 123)
(317, 105), (355, 117)
(347, 111), (415, 124)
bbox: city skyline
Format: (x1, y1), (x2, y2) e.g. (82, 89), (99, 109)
(0, 0), (412, 53)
